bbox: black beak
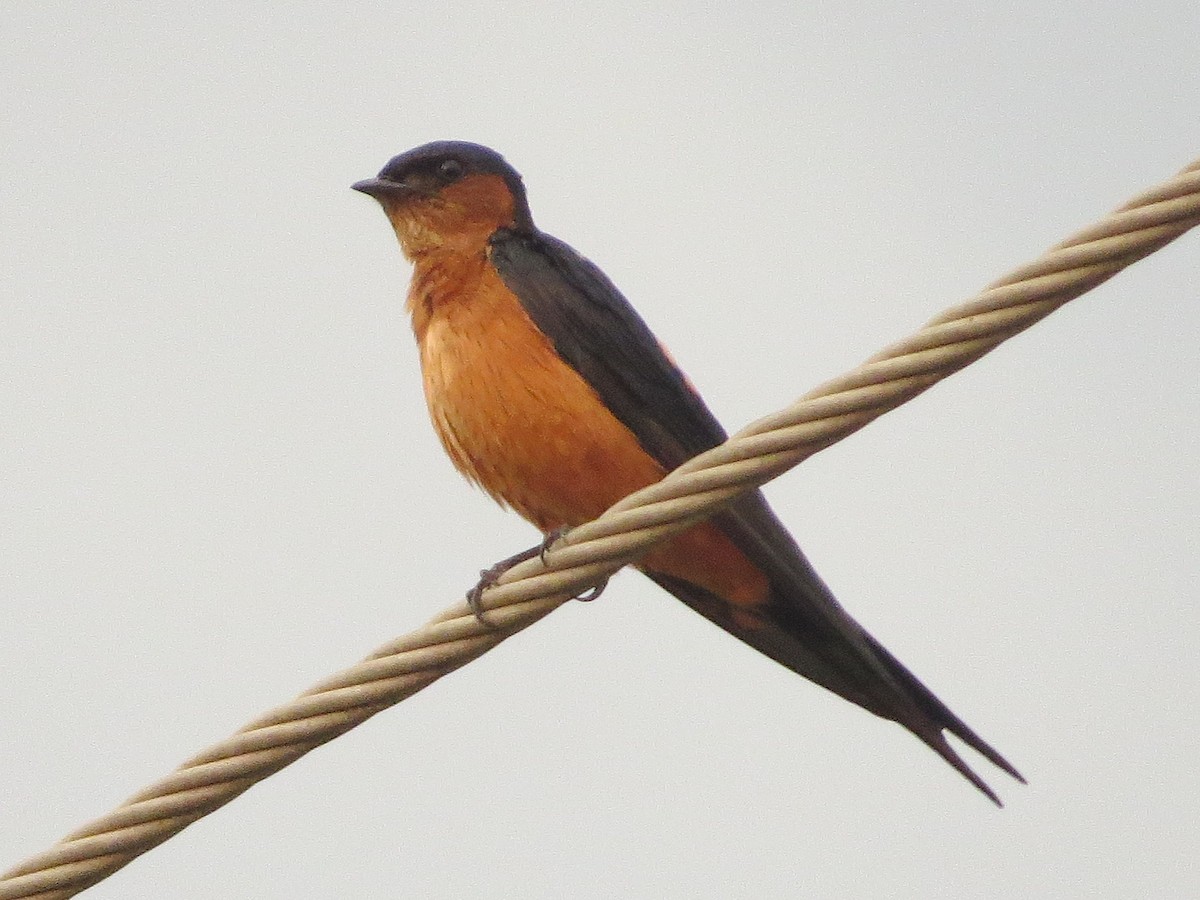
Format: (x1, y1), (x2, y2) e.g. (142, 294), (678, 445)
(351, 177), (411, 199)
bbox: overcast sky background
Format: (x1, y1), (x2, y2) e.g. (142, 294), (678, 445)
(2, 3), (1197, 898)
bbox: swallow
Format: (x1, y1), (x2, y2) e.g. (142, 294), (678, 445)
(353, 141), (1023, 804)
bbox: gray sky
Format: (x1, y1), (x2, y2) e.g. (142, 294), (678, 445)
(2, 2), (1197, 897)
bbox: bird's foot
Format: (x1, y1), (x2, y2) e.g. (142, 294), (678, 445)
(466, 543), (542, 624)
(539, 527), (609, 602)
(466, 528), (610, 623)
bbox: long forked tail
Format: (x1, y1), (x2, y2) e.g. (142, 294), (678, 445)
(862, 633), (1025, 806)
(646, 568), (1023, 804)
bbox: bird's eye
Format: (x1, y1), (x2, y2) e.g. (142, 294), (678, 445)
(438, 159), (466, 182)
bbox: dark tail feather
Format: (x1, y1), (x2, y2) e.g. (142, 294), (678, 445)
(863, 633), (1026, 790)
(644, 570), (1022, 804)
(914, 724), (1006, 806)
(864, 638), (1022, 777)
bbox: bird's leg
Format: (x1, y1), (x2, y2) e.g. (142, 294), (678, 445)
(538, 526), (571, 564)
(466, 528), (610, 623)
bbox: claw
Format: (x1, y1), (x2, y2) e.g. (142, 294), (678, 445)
(465, 545), (541, 625)
(465, 565), (501, 625)
(573, 577), (609, 603)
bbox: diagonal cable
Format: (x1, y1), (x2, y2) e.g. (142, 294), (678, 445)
(1, 156), (1197, 900)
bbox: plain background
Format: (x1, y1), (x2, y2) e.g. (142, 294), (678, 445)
(2, 3), (1197, 897)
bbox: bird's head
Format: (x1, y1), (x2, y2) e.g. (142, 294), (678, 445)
(353, 141), (533, 259)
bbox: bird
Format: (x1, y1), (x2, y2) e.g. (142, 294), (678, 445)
(353, 140), (1023, 804)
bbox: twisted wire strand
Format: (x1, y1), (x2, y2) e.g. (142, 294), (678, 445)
(2, 157), (1197, 899)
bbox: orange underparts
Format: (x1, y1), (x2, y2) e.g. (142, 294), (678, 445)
(409, 247), (769, 609)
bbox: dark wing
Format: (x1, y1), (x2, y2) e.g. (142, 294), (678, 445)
(487, 229), (860, 636)
(488, 228), (1021, 802)
(489, 229), (728, 469)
